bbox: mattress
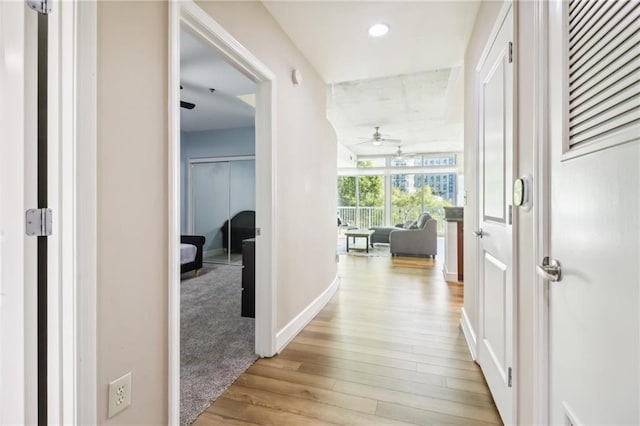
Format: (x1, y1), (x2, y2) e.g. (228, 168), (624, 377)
(180, 243), (197, 265)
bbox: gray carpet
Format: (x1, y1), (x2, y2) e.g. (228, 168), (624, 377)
(203, 252), (242, 264)
(180, 264), (257, 425)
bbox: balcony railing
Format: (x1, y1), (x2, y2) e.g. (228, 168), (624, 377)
(337, 206), (385, 229)
(338, 206), (447, 236)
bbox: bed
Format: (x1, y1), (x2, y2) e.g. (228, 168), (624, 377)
(181, 235), (205, 276)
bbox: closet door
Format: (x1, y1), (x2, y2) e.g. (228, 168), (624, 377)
(229, 160), (256, 265)
(192, 162), (230, 263)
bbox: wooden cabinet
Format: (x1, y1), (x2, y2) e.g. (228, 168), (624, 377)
(443, 219), (464, 282)
(241, 238), (255, 317)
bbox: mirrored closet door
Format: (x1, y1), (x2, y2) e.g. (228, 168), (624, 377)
(190, 157), (256, 265)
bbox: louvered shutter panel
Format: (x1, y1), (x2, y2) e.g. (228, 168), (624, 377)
(568, 0), (640, 148)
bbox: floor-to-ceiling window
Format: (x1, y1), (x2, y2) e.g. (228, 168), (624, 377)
(338, 153), (461, 235)
(337, 158), (386, 228)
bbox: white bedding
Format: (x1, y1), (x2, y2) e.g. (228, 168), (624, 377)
(180, 243), (197, 265)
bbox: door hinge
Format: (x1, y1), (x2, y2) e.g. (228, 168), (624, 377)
(508, 41), (513, 63)
(508, 367), (513, 387)
(25, 208), (53, 237)
(26, 0), (51, 14)
(255, 227), (261, 236)
(508, 205), (513, 225)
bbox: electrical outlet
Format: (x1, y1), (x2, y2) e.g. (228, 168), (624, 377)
(108, 372), (132, 418)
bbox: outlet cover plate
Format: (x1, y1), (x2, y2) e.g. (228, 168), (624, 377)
(108, 372), (132, 418)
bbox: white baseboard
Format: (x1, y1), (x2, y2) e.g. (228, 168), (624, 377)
(443, 264), (458, 282)
(460, 307), (477, 361)
(275, 274), (340, 353)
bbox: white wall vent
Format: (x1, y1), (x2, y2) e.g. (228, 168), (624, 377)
(567, 0), (640, 149)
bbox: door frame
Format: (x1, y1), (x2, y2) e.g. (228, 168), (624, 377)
(0, 2), (29, 423)
(52, 1), (99, 423)
(168, 1), (278, 423)
(1, 0), (99, 424)
(473, 0), (518, 423)
(532, 0), (550, 423)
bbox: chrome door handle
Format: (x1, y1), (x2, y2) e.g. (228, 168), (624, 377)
(472, 229), (484, 238)
(536, 256), (562, 282)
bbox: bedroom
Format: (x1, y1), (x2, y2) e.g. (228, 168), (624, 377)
(178, 24), (258, 424)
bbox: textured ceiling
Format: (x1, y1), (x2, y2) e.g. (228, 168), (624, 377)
(328, 68), (464, 156)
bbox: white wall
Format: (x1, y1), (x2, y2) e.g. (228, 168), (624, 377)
(337, 142), (357, 168)
(97, 2), (168, 423)
(195, 0), (338, 331)
(96, 1), (337, 423)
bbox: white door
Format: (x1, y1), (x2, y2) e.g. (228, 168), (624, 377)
(543, 0), (640, 424)
(0, 2), (34, 424)
(476, 6), (515, 425)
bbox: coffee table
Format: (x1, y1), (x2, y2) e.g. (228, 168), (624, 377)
(344, 229), (375, 253)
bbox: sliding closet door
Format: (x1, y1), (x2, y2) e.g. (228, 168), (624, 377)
(192, 162), (230, 263)
(229, 160), (256, 265)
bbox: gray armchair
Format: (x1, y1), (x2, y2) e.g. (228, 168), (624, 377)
(389, 213), (437, 258)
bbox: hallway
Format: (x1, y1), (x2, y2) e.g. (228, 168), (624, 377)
(194, 255), (501, 425)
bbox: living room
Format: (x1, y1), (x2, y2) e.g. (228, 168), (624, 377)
(331, 70), (465, 262)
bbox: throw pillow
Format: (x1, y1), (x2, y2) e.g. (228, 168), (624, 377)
(416, 213), (432, 229)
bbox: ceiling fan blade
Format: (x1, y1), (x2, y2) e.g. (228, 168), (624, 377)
(381, 138), (402, 143)
(180, 100), (196, 110)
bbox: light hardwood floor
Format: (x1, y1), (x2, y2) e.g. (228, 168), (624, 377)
(194, 254), (501, 425)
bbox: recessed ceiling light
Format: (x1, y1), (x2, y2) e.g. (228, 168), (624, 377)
(368, 23), (389, 38)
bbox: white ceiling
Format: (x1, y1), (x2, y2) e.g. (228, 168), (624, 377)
(262, 1), (478, 157)
(180, 26), (256, 132)
(262, 1), (481, 83)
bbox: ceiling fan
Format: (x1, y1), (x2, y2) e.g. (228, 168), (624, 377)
(180, 85), (196, 110)
(393, 145), (415, 160)
(358, 126), (401, 146)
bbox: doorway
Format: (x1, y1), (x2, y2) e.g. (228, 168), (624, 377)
(178, 21), (258, 424)
(169, 2), (278, 424)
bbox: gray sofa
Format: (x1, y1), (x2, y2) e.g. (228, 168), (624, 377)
(370, 213), (430, 244)
(370, 224), (404, 245)
(383, 212), (438, 258)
